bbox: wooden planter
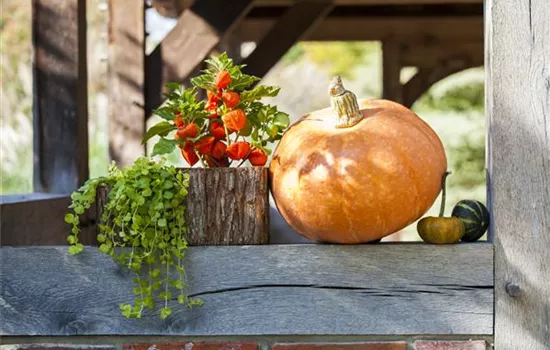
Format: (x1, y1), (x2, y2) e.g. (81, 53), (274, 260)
(97, 167), (270, 245)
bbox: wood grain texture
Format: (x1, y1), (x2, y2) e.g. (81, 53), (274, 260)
(0, 195), (96, 246)
(487, 0), (550, 348)
(97, 168), (269, 245)
(32, 0), (88, 193)
(107, 0), (145, 167)
(0, 244), (493, 336)
(242, 0), (333, 78)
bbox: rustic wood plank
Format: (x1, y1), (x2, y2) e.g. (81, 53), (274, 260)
(242, 0), (334, 78)
(487, 0), (550, 348)
(234, 17), (483, 42)
(258, 0), (482, 4)
(381, 40), (403, 103)
(0, 244), (493, 336)
(107, 0), (146, 167)
(0, 195), (96, 246)
(146, 0), (253, 112)
(32, 0), (88, 193)
(97, 168), (269, 245)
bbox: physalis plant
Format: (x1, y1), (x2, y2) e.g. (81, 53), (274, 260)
(144, 53), (290, 167)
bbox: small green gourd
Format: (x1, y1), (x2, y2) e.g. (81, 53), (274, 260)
(451, 200), (490, 242)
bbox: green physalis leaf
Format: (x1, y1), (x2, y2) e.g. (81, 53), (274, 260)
(143, 121), (177, 144)
(157, 218), (167, 227)
(240, 85), (280, 102)
(151, 138), (177, 156)
(164, 82), (181, 90)
(153, 107), (175, 121)
(273, 112), (290, 129)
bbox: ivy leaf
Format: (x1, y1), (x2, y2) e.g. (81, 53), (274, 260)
(143, 122), (176, 144)
(240, 85), (280, 102)
(151, 138), (177, 156)
(68, 244), (83, 255)
(64, 213), (75, 224)
(160, 307), (172, 319)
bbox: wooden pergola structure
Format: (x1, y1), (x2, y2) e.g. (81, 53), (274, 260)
(1, 1), (549, 349)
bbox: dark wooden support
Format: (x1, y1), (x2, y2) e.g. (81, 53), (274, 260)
(32, 0), (88, 194)
(0, 244), (492, 335)
(107, 0), (146, 167)
(381, 39), (403, 103)
(0, 194), (96, 246)
(234, 16), (483, 42)
(146, 0), (254, 112)
(487, 0), (550, 347)
(402, 57), (476, 108)
(242, 0), (334, 78)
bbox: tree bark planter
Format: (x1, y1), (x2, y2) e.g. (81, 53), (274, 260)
(97, 167), (269, 245)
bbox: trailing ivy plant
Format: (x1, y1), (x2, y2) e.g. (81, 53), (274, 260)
(65, 157), (202, 319)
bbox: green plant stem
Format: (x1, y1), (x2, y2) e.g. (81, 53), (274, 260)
(439, 171), (452, 217)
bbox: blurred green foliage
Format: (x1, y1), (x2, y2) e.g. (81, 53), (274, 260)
(416, 82), (484, 113)
(282, 41), (377, 79)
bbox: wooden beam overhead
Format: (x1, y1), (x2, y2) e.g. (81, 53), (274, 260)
(256, 0), (482, 4)
(242, 0), (334, 78)
(32, 0), (88, 194)
(146, 0), (254, 112)
(107, 0), (146, 167)
(234, 16), (483, 42)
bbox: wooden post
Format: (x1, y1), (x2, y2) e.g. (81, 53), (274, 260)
(382, 40), (403, 103)
(242, 0), (334, 78)
(107, 0), (146, 167)
(32, 0), (88, 193)
(487, 0), (550, 348)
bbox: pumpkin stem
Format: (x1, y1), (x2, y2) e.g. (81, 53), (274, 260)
(438, 171), (452, 217)
(329, 76), (364, 128)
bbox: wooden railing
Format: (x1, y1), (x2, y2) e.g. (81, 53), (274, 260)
(1, 1), (549, 349)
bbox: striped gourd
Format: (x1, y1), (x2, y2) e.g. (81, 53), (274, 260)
(451, 200), (490, 242)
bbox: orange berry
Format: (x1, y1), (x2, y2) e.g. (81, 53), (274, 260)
(249, 148), (268, 166)
(226, 141), (250, 160)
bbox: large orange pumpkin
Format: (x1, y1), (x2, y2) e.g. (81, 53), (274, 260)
(269, 77), (447, 243)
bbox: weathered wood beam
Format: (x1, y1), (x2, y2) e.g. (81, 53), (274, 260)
(107, 0), (146, 167)
(242, 0), (334, 78)
(402, 57), (477, 108)
(0, 194), (96, 246)
(32, 0), (88, 193)
(234, 17), (483, 42)
(0, 244), (493, 336)
(382, 40), (403, 103)
(401, 40), (483, 68)
(487, 0), (550, 348)
(146, 0), (254, 112)
(257, 0), (482, 4)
